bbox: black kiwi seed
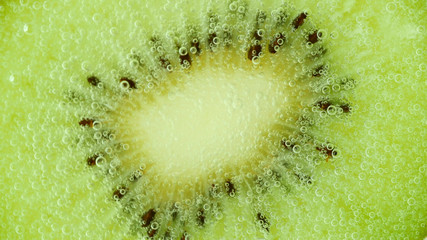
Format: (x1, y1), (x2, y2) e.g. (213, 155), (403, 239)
(191, 38), (202, 55)
(87, 76), (100, 86)
(311, 46), (327, 59)
(178, 46), (192, 67)
(159, 57), (172, 70)
(293, 172), (313, 185)
(147, 228), (157, 238)
(308, 30), (322, 44)
(268, 33), (286, 54)
(207, 13), (219, 50)
(340, 104), (351, 113)
(79, 118), (95, 127)
(180, 232), (188, 240)
(312, 65), (326, 77)
(86, 154), (99, 166)
(141, 208), (156, 228)
(196, 209), (206, 226)
(225, 179), (236, 197)
(207, 32), (217, 49)
(113, 186), (128, 201)
(120, 77), (137, 89)
(256, 212), (270, 232)
(247, 44), (262, 60)
(292, 12), (307, 29)
(316, 145), (338, 162)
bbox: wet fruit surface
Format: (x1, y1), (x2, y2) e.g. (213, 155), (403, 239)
(0, 0), (425, 239)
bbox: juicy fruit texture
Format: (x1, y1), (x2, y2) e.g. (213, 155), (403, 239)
(116, 51), (305, 203)
(0, 1), (426, 240)
(62, 3), (343, 237)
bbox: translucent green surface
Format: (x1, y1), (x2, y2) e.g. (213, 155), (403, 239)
(0, 0), (425, 239)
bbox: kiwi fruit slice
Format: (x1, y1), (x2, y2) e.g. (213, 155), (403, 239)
(0, 0), (425, 239)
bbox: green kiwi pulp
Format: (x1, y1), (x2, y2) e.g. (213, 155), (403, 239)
(1, 0), (425, 239)
(63, 3), (354, 238)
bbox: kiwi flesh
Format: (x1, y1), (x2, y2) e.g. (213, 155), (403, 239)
(0, 0), (425, 239)
(69, 3), (347, 238)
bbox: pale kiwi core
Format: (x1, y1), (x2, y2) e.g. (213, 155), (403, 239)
(114, 52), (300, 202)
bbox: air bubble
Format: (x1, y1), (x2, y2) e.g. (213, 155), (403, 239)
(292, 145), (301, 153)
(81, 61), (90, 71)
(19, 0), (29, 6)
(120, 81), (130, 89)
(156, 46), (164, 53)
(15, 225), (23, 235)
(61, 224), (71, 235)
(91, 13), (102, 23)
(119, 188), (127, 195)
(330, 31), (339, 39)
(407, 198), (416, 206)
(321, 86), (331, 94)
(237, 6), (245, 13)
(61, 61), (70, 70)
(151, 221), (159, 230)
(109, 133), (116, 141)
(130, 59), (139, 68)
(319, 111), (328, 118)
(32, 1), (41, 9)
(203, 203), (210, 210)
(327, 105), (337, 115)
(386, 3), (397, 13)
(190, 47), (197, 54)
(109, 27), (117, 36)
(229, 2), (237, 11)
(91, 102), (99, 110)
(251, 56), (260, 65)
(332, 84), (340, 92)
(179, 47), (188, 56)
(212, 37), (219, 45)
(317, 29), (327, 40)
(95, 156), (105, 167)
(300, 126), (307, 133)
(92, 121), (102, 130)
(332, 149), (339, 158)
(105, 147), (113, 154)
(113, 194), (119, 201)
(94, 132), (102, 140)
(166, 65), (173, 72)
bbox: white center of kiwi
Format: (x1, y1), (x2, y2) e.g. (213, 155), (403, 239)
(113, 51), (304, 202)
